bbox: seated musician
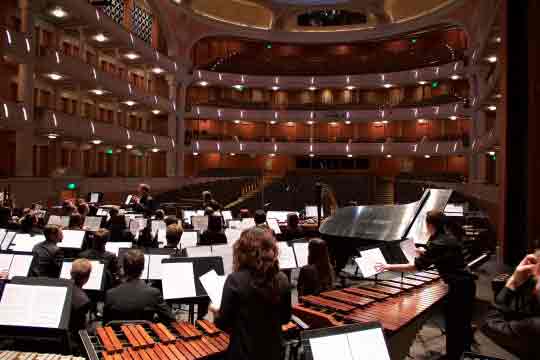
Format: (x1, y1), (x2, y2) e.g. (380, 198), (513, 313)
(281, 213), (305, 242)
(29, 224), (64, 278)
(154, 209), (165, 220)
(254, 209), (268, 228)
(61, 200), (77, 217)
(103, 249), (175, 323)
(19, 211), (42, 235)
(199, 214), (227, 245)
(202, 190), (222, 211)
(79, 229), (119, 288)
(132, 184), (157, 217)
(297, 238), (335, 296)
(164, 215), (179, 226)
(105, 207), (131, 242)
(69, 258), (92, 353)
(211, 227), (291, 360)
(482, 253), (540, 359)
(164, 224), (185, 256)
(381, 210), (476, 360)
(77, 202), (90, 219)
(68, 213), (84, 230)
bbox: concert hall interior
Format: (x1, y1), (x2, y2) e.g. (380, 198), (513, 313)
(0, 1), (538, 360)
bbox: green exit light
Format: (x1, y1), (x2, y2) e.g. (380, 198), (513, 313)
(106, 148), (113, 155)
(411, 38), (417, 44)
(266, 43), (272, 49)
(67, 183), (77, 190)
(431, 81), (439, 89)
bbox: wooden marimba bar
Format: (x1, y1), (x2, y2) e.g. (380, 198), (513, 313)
(292, 270), (448, 333)
(83, 320), (229, 360)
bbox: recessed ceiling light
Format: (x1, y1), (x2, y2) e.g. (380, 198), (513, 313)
(347, 154), (353, 158)
(47, 133), (58, 139)
(449, 116), (457, 120)
(493, 36), (501, 43)
(424, 154), (431, 158)
(46, 73), (63, 81)
(198, 81), (209, 87)
(417, 119), (428, 124)
(450, 75), (461, 80)
(418, 81), (428, 85)
(309, 153), (315, 158)
(286, 122), (295, 126)
(193, 152), (199, 156)
(329, 122), (338, 126)
(230, 153), (236, 156)
(125, 144), (133, 149)
(232, 84), (244, 91)
(345, 120), (352, 125)
(91, 139), (102, 145)
(486, 56), (498, 63)
(271, 86), (280, 91)
(307, 120), (315, 125)
(383, 84), (394, 89)
(269, 153), (276, 157)
(123, 100), (136, 106)
(381, 120), (389, 124)
(386, 154), (392, 158)
(50, 7), (68, 18)
(93, 33), (108, 43)
(233, 120), (241, 124)
(152, 67), (165, 74)
(487, 151), (496, 156)
(152, 109), (161, 115)
(308, 86), (317, 91)
(487, 105), (497, 111)
(124, 52), (140, 60)
(151, 148), (159, 153)
(345, 86), (355, 90)
(90, 89), (106, 96)
(270, 120), (277, 125)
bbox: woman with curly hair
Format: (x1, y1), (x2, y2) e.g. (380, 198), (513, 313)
(212, 227), (291, 360)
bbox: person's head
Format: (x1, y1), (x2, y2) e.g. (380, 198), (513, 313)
(166, 224), (183, 248)
(239, 208), (250, 219)
(233, 227), (281, 302)
(44, 224), (63, 244)
(123, 249), (145, 280)
(155, 209), (165, 220)
(308, 238), (335, 289)
(71, 258), (92, 288)
(69, 213), (83, 229)
(425, 210), (446, 236)
(164, 215), (178, 227)
(138, 183), (150, 196)
(109, 206), (119, 217)
(77, 203), (89, 217)
(62, 200), (76, 216)
(202, 191), (213, 203)
(254, 210), (266, 226)
(204, 207), (214, 216)
(75, 198), (86, 207)
(287, 213), (300, 229)
(92, 228), (110, 250)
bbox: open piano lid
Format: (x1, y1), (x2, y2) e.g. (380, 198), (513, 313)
(320, 189), (453, 243)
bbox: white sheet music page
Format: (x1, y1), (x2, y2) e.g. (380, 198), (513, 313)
(348, 328), (391, 360)
(355, 248), (387, 278)
(222, 211), (233, 222)
(199, 270), (227, 308)
(148, 254), (171, 280)
(48, 215), (69, 228)
(0, 254), (13, 273)
(9, 255), (33, 279)
(0, 284), (67, 328)
(309, 334), (353, 360)
(400, 239), (417, 264)
(83, 216), (102, 232)
(58, 230), (85, 249)
(240, 218), (256, 230)
(105, 242), (132, 256)
(11, 234), (44, 252)
(192, 216), (209, 233)
(267, 218), (282, 235)
(293, 242), (309, 268)
(60, 260), (103, 290)
(90, 193), (100, 203)
(224, 228), (242, 245)
(162, 262), (197, 300)
(211, 244), (234, 274)
(186, 246), (212, 258)
(181, 232), (198, 248)
(278, 242), (297, 269)
(1, 232), (16, 251)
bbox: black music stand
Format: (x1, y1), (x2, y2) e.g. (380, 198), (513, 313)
(0, 277), (73, 354)
(461, 353), (505, 360)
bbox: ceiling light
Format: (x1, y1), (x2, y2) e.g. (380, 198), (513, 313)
(46, 73), (63, 81)
(125, 144), (133, 149)
(487, 151), (496, 156)
(152, 109), (161, 115)
(47, 133), (58, 139)
(486, 56), (498, 63)
(286, 122), (295, 127)
(418, 81), (428, 85)
(307, 120), (315, 125)
(383, 84), (393, 88)
(271, 86), (280, 91)
(381, 120), (389, 124)
(193, 152), (199, 156)
(269, 153), (276, 157)
(417, 119), (428, 124)
(93, 33), (108, 43)
(345, 120), (351, 125)
(450, 75), (461, 80)
(123, 100), (136, 106)
(50, 7), (68, 18)
(124, 52), (140, 60)
(386, 154), (392, 158)
(198, 81), (209, 87)
(308, 86), (317, 91)
(424, 154), (431, 158)
(232, 84), (244, 91)
(233, 120), (241, 124)
(152, 67), (165, 74)
(449, 116), (457, 120)
(494, 93), (502, 99)
(487, 105), (497, 111)
(329, 122), (338, 126)
(309, 153), (315, 158)
(345, 86), (355, 90)
(90, 89), (106, 96)
(151, 148), (159, 153)
(230, 153), (236, 156)
(270, 120), (277, 125)
(91, 139), (102, 145)
(347, 154), (353, 158)
(493, 36), (501, 43)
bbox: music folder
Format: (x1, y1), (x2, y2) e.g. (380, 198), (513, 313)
(83, 216), (103, 232)
(0, 253), (33, 279)
(161, 257), (224, 301)
(0, 277), (73, 330)
(301, 323), (391, 360)
(60, 259), (105, 291)
(47, 215), (70, 228)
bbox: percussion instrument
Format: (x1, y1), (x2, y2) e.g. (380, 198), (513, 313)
(80, 320), (229, 360)
(0, 351), (85, 360)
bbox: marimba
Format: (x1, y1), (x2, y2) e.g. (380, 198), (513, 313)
(293, 271), (448, 359)
(0, 351), (85, 360)
(80, 320), (229, 360)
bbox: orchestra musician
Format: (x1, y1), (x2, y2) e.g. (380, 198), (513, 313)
(202, 191), (222, 212)
(281, 213), (305, 242)
(297, 238), (335, 296)
(69, 258), (92, 353)
(381, 210), (476, 360)
(482, 253), (540, 359)
(132, 184), (157, 217)
(29, 224), (64, 278)
(79, 228), (119, 288)
(211, 227), (291, 360)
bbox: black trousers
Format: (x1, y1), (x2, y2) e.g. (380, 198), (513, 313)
(445, 278), (476, 360)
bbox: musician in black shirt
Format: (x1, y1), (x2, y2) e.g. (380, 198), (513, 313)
(382, 210), (476, 360)
(132, 184), (156, 216)
(297, 238), (335, 296)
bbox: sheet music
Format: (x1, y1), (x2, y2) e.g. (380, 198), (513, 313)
(199, 270), (227, 308)
(60, 260), (104, 290)
(186, 246), (212, 258)
(348, 327), (390, 360)
(267, 211), (293, 223)
(0, 284), (67, 328)
(267, 218), (282, 235)
(148, 254), (171, 280)
(162, 262), (197, 300)
(181, 232), (198, 248)
(212, 245), (234, 274)
(192, 216), (209, 232)
(0, 254), (13, 273)
(224, 228), (242, 244)
(195, 210), (205, 216)
(58, 230), (85, 249)
(96, 208), (109, 217)
(11, 234), (44, 252)
(8, 255), (33, 279)
(305, 206), (323, 218)
(125, 194), (133, 205)
(83, 216), (102, 232)
(309, 333), (353, 360)
(222, 211), (233, 222)
(228, 220), (242, 230)
(400, 239), (417, 264)
(278, 242), (297, 269)
(1, 232), (16, 251)
(47, 215), (69, 228)
(355, 248), (387, 278)
(90, 193), (100, 203)
(151, 221), (166, 237)
(240, 218), (256, 230)
(183, 210), (196, 225)
(0, 229), (6, 245)
(105, 242), (132, 256)
(293, 242), (309, 267)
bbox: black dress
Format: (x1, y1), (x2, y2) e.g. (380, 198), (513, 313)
(215, 269), (291, 360)
(414, 232), (476, 360)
